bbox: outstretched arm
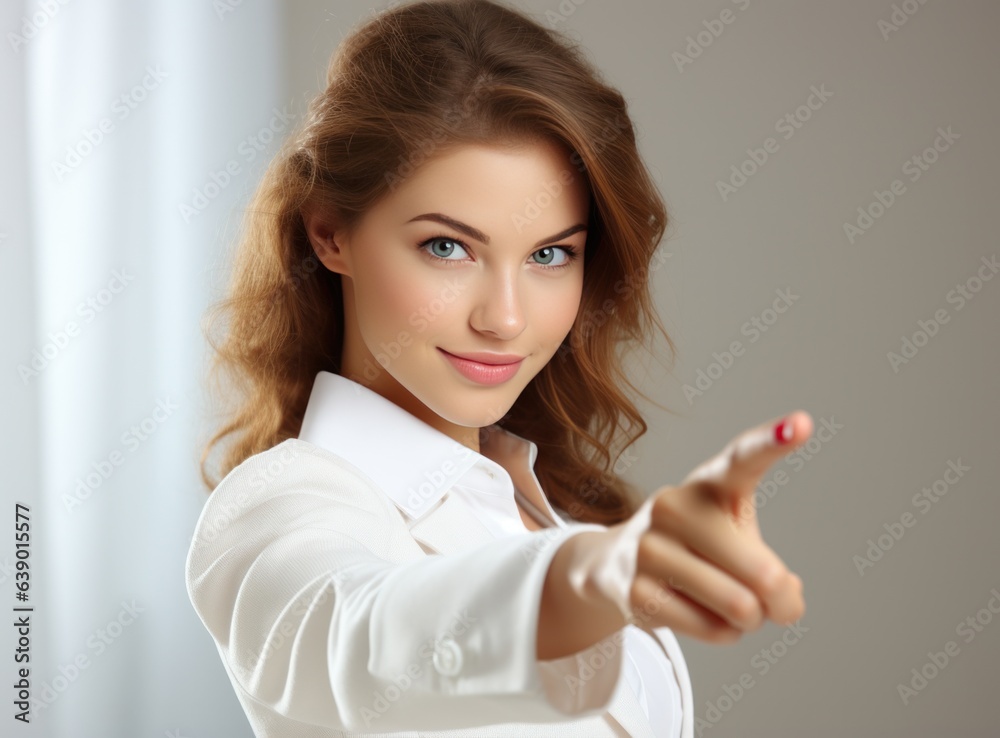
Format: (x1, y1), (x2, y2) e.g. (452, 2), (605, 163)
(185, 440), (630, 733)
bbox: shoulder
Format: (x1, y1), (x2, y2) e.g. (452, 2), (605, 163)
(198, 438), (401, 532)
(214, 438), (378, 494)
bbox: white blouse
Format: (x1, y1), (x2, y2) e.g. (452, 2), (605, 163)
(187, 369), (693, 737)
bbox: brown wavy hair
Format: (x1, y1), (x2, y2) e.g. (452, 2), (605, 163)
(199, 0), (677, 526)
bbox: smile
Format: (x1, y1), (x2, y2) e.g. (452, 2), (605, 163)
(438, 348), (524, 386)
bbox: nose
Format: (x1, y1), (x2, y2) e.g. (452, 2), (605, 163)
(469, 268), (526, 341)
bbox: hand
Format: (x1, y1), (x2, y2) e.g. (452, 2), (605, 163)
(627, 411), (811, 643)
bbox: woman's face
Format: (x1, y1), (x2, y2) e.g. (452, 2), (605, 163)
(305, 138), (590, 450)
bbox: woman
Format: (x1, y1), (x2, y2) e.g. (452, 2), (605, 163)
(186, 1), (808, 736)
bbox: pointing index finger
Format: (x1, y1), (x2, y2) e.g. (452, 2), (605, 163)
(679, 411), (814, 498)
(722, 410), (813, 492)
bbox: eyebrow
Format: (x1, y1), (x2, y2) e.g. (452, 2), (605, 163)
(406, 212), (587, 249)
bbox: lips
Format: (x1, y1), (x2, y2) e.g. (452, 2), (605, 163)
(438, 348), (525, 386)
(439, 349), (525, 365)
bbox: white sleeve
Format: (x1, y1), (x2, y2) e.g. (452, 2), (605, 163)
(184, 441), (630, 733)
(534, 494), (656, 713)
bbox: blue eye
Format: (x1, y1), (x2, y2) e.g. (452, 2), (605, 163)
(423, 237), (469, 261)
(417, 235), (580, 270)
(532, 246), (572, 267)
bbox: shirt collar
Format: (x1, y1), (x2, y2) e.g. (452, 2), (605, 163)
(296, 370), (546, 522)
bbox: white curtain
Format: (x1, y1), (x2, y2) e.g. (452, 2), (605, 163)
(1, 2), (286, 735)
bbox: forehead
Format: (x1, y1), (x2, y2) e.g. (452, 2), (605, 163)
(373, 140), (591, 223)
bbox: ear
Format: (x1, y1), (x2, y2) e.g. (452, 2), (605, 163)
(301, 205), (353, 277)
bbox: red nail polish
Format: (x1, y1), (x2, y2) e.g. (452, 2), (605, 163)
(774, 418), (793, 444)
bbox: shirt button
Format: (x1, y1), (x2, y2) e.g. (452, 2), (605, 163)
(433, 637), (464, 676)
(486, 470), (495, 479)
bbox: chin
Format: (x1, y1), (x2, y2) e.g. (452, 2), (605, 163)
(430, 392), (514, 428)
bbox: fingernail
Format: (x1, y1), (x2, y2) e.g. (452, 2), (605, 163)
(774, 418), (794, 444)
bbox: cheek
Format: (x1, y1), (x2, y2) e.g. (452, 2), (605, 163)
(354, 255), (445, 336)
(538, 278), (583, 335)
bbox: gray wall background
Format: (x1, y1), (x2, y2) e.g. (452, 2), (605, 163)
(281, 1), (999, 736)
